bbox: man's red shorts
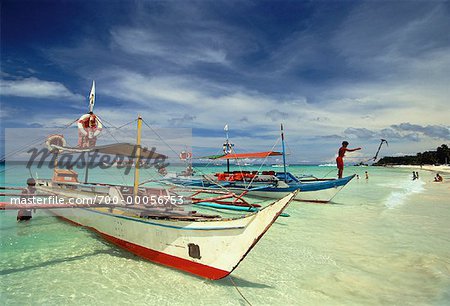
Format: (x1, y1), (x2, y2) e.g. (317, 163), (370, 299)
(336, 156), (344, 170)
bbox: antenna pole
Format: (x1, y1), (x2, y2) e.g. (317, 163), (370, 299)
(224, 124), (231, 173)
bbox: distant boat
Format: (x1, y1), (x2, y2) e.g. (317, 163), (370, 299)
(318, 163), (335, 167)
(271, 164), (288, 168)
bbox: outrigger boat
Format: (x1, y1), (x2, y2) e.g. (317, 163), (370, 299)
(3, 166), (295, 279)
(1, 83), (296, 280)
(165, 125), (355, 203)
(168, 169), (354, 203)
(28, 173), (296, 280)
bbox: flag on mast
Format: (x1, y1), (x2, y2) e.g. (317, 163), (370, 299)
(89, 80), (95, 112)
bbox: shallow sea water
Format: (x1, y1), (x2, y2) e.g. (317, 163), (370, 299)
(1, 165), (450, 305)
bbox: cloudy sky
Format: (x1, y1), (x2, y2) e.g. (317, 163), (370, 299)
(1, 0), (449, 163)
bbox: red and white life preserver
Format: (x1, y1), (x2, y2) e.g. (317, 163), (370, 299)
(77, 114), (103, 138)
(179, 151), (193, 160)
(45, 134), (67, 151)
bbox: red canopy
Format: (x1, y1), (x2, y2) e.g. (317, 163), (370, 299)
(215, 151), (282, 160)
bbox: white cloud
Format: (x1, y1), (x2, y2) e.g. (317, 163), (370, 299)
(0, 77), (82, 100)
(0, 105), (16, 120)
(92, 65), (450, 146)
(111, 27), (229, 66)
(5, 1), (449, 162)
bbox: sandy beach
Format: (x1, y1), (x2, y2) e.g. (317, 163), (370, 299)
(390, 165), (450, 174)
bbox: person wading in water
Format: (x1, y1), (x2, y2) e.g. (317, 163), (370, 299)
(17, 178), (36, 221)
(336, 141), (361, 179)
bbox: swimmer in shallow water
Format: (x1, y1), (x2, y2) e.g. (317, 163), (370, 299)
(434, 173), (443, 182)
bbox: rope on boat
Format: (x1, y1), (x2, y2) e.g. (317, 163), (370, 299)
(97, 117), (137, 130)
(95, 116), (140, 186)
(96, 118), (121, 143)
(321, 167), (336, 179)
(0, 118), (78, 163)
(202, 147), (225, 169)
(229, 276), (252, 306)
(244, 137), (281, 190)
(141, 119), (234, 193)
(327, 177), (352, 203)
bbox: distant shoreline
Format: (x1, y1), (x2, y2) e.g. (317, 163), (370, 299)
(389, 164), (450, 174)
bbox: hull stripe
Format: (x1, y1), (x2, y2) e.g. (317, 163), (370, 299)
(54, 214), (231, 280)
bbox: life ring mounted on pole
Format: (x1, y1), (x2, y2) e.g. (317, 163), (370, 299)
(179, 151), (192, 161)
(77, 113), (103, 138)
(45, 134), (67, 152)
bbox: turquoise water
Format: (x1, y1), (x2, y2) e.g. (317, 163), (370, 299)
(1, 164), (450, 305)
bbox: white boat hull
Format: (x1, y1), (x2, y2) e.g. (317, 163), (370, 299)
(47, 191), (296, 279)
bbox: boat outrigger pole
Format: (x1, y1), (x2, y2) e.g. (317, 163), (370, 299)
(133, 115), (143, 202)
(281, 123), (287, 183)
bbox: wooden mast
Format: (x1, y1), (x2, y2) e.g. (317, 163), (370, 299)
(133, 115), (143, 202)
(84, 155), (89, 183)
(84, 81), (96, 183)
(281, 123), (287, 182)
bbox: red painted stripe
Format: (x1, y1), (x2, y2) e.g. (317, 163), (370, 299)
(54, 214), (230, 280)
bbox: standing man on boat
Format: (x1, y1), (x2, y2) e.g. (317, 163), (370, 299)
(336, 141), (361, 178)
